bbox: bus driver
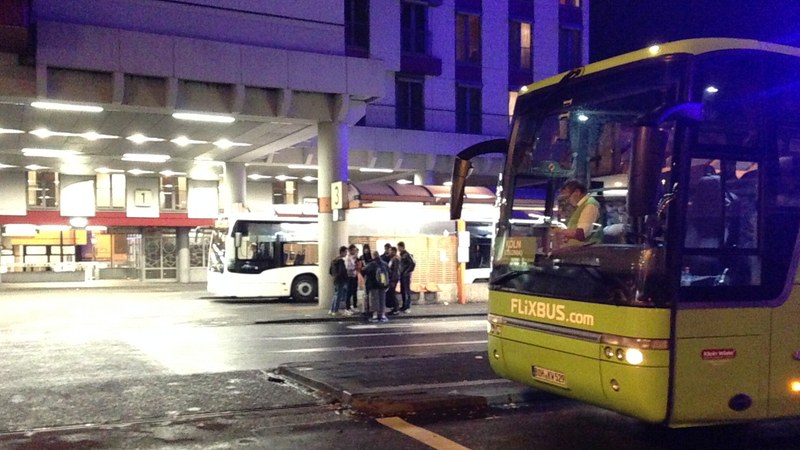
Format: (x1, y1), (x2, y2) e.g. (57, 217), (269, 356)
(554, 179), (601, 246)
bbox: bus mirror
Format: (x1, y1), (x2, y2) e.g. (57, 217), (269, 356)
(450, 157), (471, 220)
(234, 232), (243, 248)
(629, 126), (667, 217)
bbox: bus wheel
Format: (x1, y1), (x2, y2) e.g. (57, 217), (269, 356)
(291, 275), (317, 302)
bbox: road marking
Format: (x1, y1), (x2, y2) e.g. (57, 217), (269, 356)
(377, 417), (471, 450)
(268, 340), (487, 353)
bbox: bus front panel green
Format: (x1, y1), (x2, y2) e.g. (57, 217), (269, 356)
(670, 309), (770, 426)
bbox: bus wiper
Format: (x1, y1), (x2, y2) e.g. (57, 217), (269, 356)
(491, 269), (530, 285)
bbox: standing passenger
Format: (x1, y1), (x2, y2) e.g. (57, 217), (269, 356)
(380, 243), (392, 263)
(386, 246), (401, 315)
(328, 246), (349, 316)
(363, 250), (389, 322)
(360, 244), (373, 316)
(397, 241), (416, 313)
(345, 244), (359, 312)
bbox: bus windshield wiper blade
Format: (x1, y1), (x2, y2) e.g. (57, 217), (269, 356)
(491, 269), (529, 285)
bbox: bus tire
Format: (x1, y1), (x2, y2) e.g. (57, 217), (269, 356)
(291, 274), (317, 302)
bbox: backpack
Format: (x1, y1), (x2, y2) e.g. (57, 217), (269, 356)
(374, 261), (390, 288)
(329, 258), (346, 280)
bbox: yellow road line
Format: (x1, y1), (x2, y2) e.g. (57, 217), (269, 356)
(376, 416), (471, 450)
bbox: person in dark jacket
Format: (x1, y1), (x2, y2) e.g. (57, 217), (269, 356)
(363, 250), (389, 322)
(386, 246), (401, 314)
(397, 241), (415, 313)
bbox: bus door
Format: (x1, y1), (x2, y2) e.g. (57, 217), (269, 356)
(670, 155), (770, 425)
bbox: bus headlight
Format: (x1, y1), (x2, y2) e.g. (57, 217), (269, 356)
(625, 348), (644, 365)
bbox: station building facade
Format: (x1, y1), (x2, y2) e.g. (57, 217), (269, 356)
(0, 0), (588, 287)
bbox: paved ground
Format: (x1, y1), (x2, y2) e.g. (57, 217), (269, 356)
(0, 281), (511, 427)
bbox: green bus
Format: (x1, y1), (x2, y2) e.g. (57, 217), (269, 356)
(450, 38), (800, 427)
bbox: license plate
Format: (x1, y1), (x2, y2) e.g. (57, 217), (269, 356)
(532, 366), (567, 387)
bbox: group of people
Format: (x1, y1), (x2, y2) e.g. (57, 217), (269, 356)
(328, 241), (416, 322)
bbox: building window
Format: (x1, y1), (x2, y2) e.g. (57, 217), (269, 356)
(273, 180), (297, 204)
(401, 1), (428, 54)
(396, 76), (425, 130)
(345, 0), (370, 55)
(160, 175), (187, 210)
(456, 12), (481, 65)
(509, 21), (532, 71)
(558, 26), (582, 72)
(559, 0), (581, 7)
(456, 84), (482, 134)
(96, 173), (126, 209)
(27, 171), (59, 208)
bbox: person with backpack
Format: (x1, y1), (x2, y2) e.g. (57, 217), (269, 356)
(328, 246), (350, 316)
(397, 241), (416, 313)
(363, 250), (389, 322)
(386, 246), (401, 315)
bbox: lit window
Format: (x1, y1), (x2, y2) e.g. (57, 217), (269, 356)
(559, 0), (581, 7)
(510, 21), (533, 71)
(27, 171), (59, 208)
(160, 175), (187, 210)
(456, 13), (481, 65)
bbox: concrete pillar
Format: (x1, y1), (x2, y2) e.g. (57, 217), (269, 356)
(177, 227), (191, 283)
(224, 162), (247, 213)
(317, 121), (349, 308)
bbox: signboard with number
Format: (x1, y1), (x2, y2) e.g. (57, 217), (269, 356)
(134, 189), (153, 207)
(331, 181), (345, 210)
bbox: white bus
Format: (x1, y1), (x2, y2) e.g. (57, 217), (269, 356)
(207, 214), (318, 300)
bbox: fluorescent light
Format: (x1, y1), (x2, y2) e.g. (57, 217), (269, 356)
(95, 167), (125, 174)
(39, 225), (70, 232)
(127, 133), (165, 144)
(213, 138), (250, 149)
(127, 168), (154, 175)
(396, 179), (413, 185)
(2, 224), (38, 236)
(359, 167), (394, 173)
(171, 136), (208, 147)
(0, 163), (17, 169)
(31, 101), (104, 113)
(69, 217), (88, 228)
(247, 174), (271, 180)
(443, 181), (453, 186)
(22, 148), (82, 158)
(30, 128), (62, 138)
(275, 175), (298, 181)
(81, 131), (118, 141)
(0, 128), (24, 134)
(172, 112), (235, 123)
(287, 164), (318, 170)
(122, 153), (171, 163)
(302, 176), (318, 182)
(25, 164), (49, 171)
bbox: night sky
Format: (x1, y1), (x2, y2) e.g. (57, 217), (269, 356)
(590, 1), (800, 62)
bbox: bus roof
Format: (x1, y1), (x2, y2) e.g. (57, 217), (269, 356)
(520, 38), (800, 97)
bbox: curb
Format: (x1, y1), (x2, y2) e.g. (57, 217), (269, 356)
(254, 312), (486, 325)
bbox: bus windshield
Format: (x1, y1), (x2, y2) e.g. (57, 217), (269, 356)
(493, 60), (682, 307)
